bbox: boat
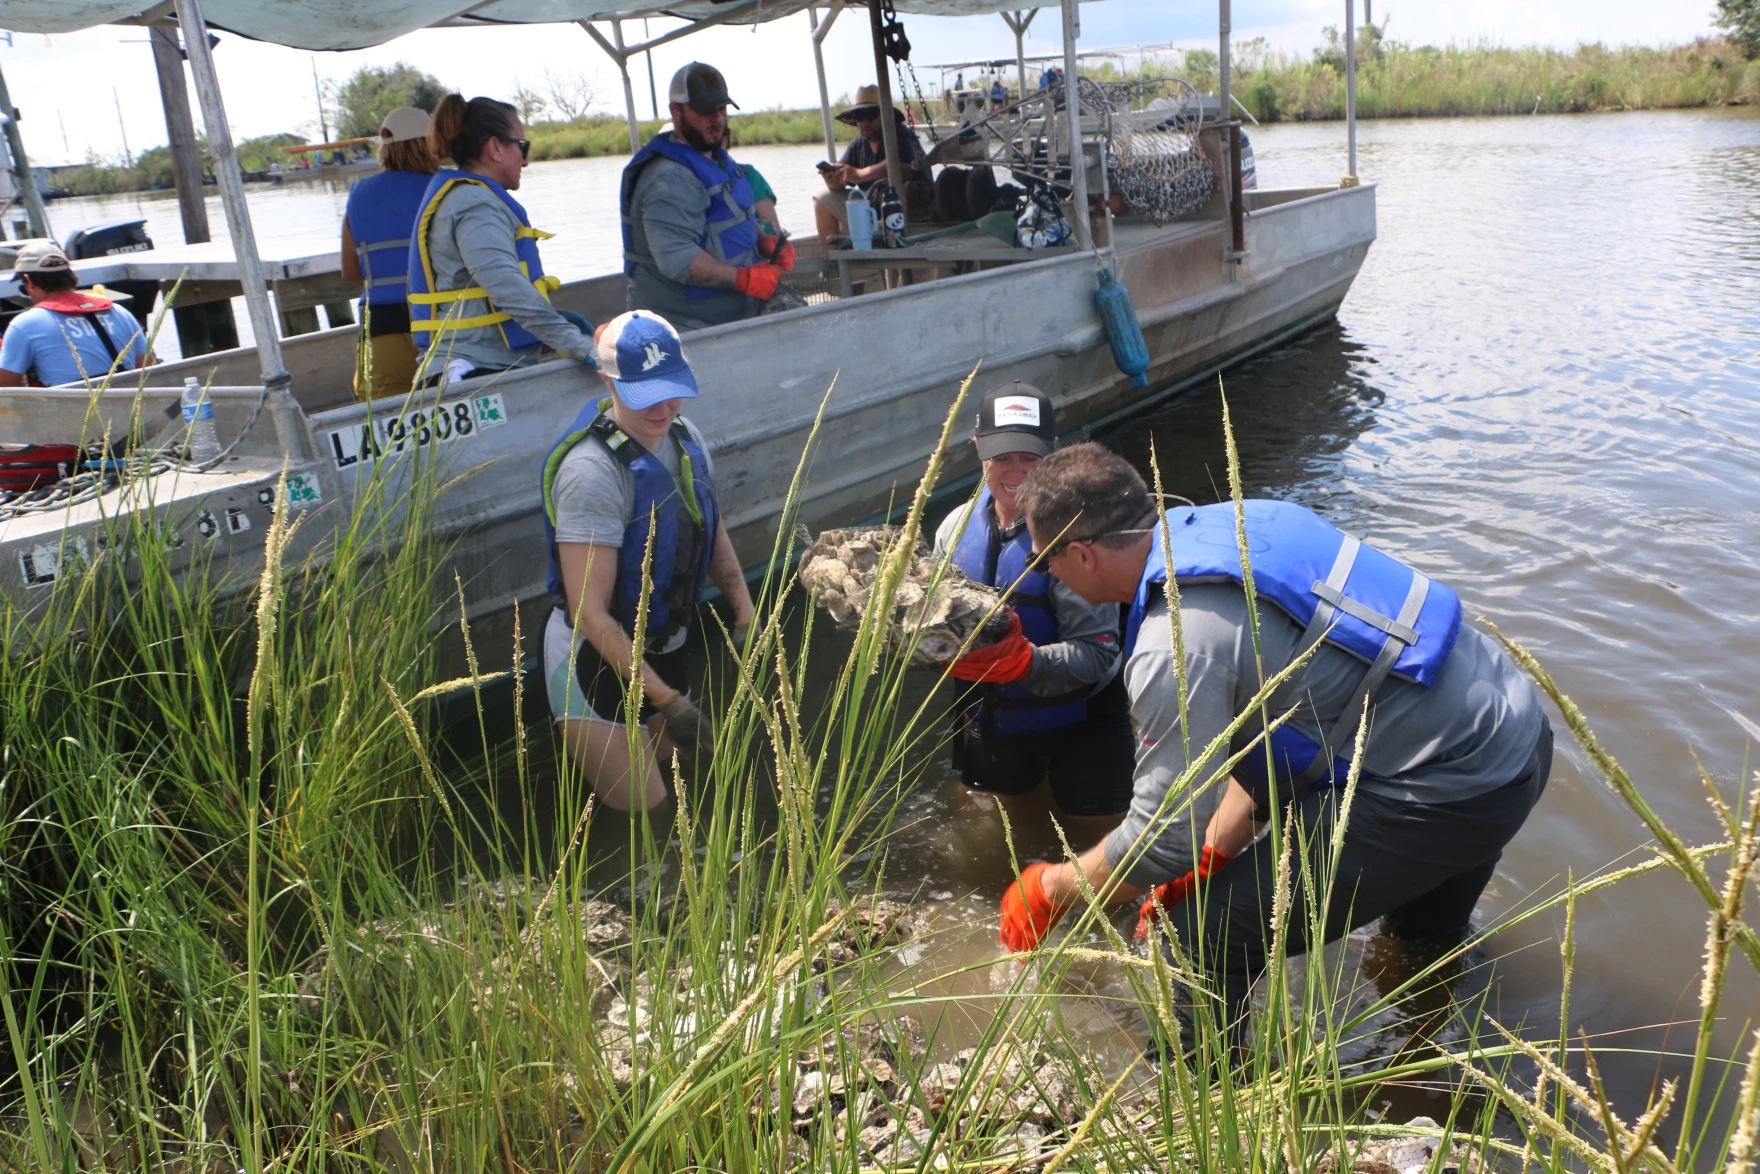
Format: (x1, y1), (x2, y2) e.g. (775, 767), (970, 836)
(0, 0), (1375, 665)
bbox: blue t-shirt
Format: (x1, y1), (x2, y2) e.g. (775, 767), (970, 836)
(0, 302), (148, 386)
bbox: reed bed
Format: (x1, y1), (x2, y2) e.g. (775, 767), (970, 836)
(527, 108), (841, 162)
(0, 375), (1755, 1172)
(1226, 37), (1760, 122)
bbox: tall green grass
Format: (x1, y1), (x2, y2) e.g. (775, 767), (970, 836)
(528, 108), (844, 162)
(0, 374), (1755, 1171)
(1219, 36), (1760, 122)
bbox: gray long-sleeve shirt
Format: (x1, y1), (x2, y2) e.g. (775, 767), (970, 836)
(1104, 581), (1545, 888)
(625, 155), (760, 332)
(422, 181), (593, 371)
(933, 501), (1121, 698)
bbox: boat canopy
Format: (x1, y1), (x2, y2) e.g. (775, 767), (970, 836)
(5, 0), (1115, 52)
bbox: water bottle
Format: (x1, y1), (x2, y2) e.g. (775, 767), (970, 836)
(846, 186), (874, 251)
(181, 376), (221, 465)
(878, 184), (907, 248)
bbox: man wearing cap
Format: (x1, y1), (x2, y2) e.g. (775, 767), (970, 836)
(0, 242), (155, 388)
(341, 106), (437, 399)
(620, 63), (793, 332)
(932, 384), (1135, 848)
(813, 84), (932, 242)
(993, 443), (1552, 1057)
(541, 310), (756, 811)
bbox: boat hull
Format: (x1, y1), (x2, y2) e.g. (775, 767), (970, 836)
(0, 183), (1375, 661)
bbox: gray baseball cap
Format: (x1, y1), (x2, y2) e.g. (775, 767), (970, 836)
(669, 63), (739, 114)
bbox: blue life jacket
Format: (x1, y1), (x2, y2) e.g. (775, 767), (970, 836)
(344, 169), (430, 307)
(1124, 500), (1463, 793)
(950, 489), (1095, 735)
(619, 133), (760, 304)
(407, 169), (561, 353)
(541, 402), (719, 650)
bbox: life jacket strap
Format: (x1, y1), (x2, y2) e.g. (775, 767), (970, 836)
(1289, 566), (1433, 790)
(407, 272), (561, 333)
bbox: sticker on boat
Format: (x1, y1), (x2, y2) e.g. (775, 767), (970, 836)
(325, 394), (509, 470)
(19, 537), (90, 589)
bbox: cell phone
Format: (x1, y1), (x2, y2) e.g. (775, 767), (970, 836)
(816, 160), (835, 172)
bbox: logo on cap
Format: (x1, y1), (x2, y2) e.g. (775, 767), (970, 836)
(992, 395), (1041, 427)
(641, 341), (666, 371)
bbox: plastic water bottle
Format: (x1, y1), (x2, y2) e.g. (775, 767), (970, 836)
(846, 187), (874, 251)
(181, 376), (221, 465)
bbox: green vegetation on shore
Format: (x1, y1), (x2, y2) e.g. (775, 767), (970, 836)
(1, 358), (1757, 1171)
(527, 106), (843, 162)
(1227, 32), (1760, 121)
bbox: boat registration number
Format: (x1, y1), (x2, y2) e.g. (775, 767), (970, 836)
(326, 394), (508, 470)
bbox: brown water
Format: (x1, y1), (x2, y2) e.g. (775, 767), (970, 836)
(58, 110), (1760, 1121)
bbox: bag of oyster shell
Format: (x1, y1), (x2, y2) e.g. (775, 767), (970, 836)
(798, 526), (1015, 668)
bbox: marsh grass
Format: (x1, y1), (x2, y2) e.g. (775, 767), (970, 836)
(0, 373), (1755, 1172)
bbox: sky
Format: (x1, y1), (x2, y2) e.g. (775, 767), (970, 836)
(0, 0), (1727, 166)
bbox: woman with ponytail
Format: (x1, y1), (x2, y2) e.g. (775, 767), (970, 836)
(405, 93), (595, 383)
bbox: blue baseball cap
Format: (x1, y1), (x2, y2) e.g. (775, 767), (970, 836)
(595, 310), (699, 409)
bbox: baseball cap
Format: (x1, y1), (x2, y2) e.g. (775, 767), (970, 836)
(379, 106), (431, 144)
(12, 241), (73, 275)
(669, 62), (739, 115)
(596, 311), (699, 409)
(974, 381), (1056, 460)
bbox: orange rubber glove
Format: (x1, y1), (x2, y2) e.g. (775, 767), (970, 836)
(733, 262), (783, 300)
(1133, 845), (1233, 941)
(756, 233), (796, 271)
(948, 612), (1035, 683)
(999, 862), (1070, 952)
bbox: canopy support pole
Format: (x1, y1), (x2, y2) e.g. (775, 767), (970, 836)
(1001, 10), (1037, 107)
(611, 21), (642, 154)
(1059, 0), (1091, 249)
(0, 64), (50, 240)
(1344, 0), (1357, 180)
(173, 0), (309, 461)
(149, 25), (210, 246)
(865, 0), (905, 210)
(808, 3), (844, 163)
(1218, 0), (1230, 122)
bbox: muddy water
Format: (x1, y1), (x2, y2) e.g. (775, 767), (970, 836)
(56, 110), (1760, 1118)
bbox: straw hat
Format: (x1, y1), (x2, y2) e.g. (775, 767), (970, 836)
(836, 84), (904, 125)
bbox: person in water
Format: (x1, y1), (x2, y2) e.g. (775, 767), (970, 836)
(407, 93), (595, 385)
(935, 383), (1135, 848)
(621, 63), (793, 331)
(340, 106), (437, 400)
(0, 242), (154, 388)
(996, 444), (1552, 1058)
(541, 310), (756, 811)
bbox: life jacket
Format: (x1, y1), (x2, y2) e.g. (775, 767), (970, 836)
(619, 133), (760, 304)
(24, 290), (127, 386)
(1124, 500), (1463, 794)
(406, 170), (561, 353)
(950, 488), (1095, 735)
(345, 169), (431, 307)
(540, 402), (719, 651)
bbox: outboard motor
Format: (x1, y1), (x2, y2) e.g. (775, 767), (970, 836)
(63, 219), (159, 330)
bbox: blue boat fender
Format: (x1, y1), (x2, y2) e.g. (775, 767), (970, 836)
(1095, 267), (1150, 389)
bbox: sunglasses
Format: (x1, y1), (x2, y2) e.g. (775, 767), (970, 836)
(1033, 512), (1161, 560)
(500, 135), (530, 160)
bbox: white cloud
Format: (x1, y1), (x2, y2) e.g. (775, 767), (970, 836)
(0, 0), (1724, 163)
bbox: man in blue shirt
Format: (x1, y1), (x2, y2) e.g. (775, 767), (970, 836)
(0, 242), (153, 388)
